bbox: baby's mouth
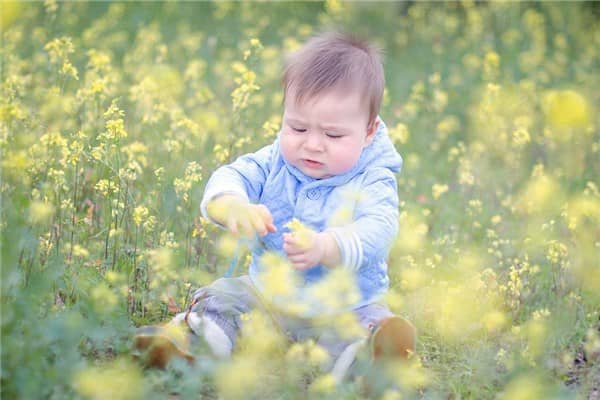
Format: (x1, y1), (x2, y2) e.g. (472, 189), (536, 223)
(301, 159), (323, 168)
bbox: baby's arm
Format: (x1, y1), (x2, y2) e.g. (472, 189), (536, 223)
(201, 143), (276, 238)
(327, 171), (399, 271)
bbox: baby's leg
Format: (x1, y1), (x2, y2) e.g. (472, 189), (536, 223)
(321, 303), (394, 382)
(185, 275), (261, 357)
(135, 275), (260, 367)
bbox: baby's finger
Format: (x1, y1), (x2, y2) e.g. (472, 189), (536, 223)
(291, 260), (310, 270)
(227, 216), (239, 236)
(256, 205), (277, 233)
(288, 254), (307, 265)
(249, 212), (268, 236)
(283, 243), (303, 256)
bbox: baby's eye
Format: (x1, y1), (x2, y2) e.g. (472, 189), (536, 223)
(325, 132), (342, 139)
(292, 127), (307, 133)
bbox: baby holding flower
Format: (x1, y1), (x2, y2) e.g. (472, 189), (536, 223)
(136, 31), (415, 382)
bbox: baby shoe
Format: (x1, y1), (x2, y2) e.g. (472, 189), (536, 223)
(370, 315), (416, 361)
(331, 315), (417, 383)
(133, 323), (196, 369)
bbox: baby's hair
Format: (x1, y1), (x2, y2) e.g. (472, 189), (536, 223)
(282, 31), (385, 124)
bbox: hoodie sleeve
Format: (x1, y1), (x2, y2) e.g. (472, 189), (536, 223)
(327, 169), (399, 271)
(200, 143), (274, 219)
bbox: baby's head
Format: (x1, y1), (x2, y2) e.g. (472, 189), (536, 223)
(283, 32), (384, 126)
(280, 32), (385, 179)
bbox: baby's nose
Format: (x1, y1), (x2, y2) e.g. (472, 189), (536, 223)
(303, 132), (324, 151)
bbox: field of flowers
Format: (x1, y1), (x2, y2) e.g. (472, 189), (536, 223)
(1, 1), (599, 399)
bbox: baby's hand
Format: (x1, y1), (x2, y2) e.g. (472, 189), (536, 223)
(283, 231), (325, 270)
(207, 195), (276, 238)
(283, 219), (324, 270)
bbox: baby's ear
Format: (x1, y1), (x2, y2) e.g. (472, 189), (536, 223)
(365, 118), (379, 145)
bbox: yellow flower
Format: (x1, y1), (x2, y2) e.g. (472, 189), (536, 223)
(584, 329), (600, 358)
(546, 240), (568, 266)
(87, 49), (112, 71)
(511, 127), (530, 147)
(431, 183), (449, 200)
(437, 115), (460, 136)
(385, 290), (404, 313)
(385, 358), (430, 390)
(132, 206), (149, 226)
(285, 342), (305, 362)
(307, 342), (330, 366)
(237, 310), (285, 355)
(380, 389), (402, 400)
(394, 211), (428, 252)
(309, 268), (361, 313)
(483, 51), (500, 80)
(44, 37), (75, 64)
(91, 283), (118, 313)
(71, 244), (90, 258)
(482, 310), (506, 333)
(542, 89), (591, 130)
(499, 374), (545, 400)
(309, 373), (336, 394)
(400, 267), (427, 292)
(0, 0), (22, 27)
(285, 340), (329, 367)
(284, 218), (313, 250)
(491, 215), (502, 225)
(330, 311), (366, 340)
(29, 201), (54, 224)
(217, 234), (238, 258)
(525, 319), (547, 359)
(73, 359), (143, 400)
(389, 122), (410, 145)
(432, 89), (448, 112)
(258, 252), (298, 298)
(61, 61), (79, 80)
(516, 174), (562, 215)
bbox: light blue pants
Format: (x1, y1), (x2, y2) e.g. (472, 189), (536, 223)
(186, 275), (392, 362)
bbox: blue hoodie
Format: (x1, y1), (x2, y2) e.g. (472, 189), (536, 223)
(201, 118), (403, 315)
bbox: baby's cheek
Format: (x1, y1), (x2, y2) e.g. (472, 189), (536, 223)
(330, 151), (360, 175)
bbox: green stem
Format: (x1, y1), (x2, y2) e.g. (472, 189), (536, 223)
(68, 160), (79, 263)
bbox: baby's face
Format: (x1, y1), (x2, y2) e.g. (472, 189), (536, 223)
(280, 87), (377, 179)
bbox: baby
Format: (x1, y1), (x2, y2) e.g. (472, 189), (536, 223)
(136, 31), (415, 382)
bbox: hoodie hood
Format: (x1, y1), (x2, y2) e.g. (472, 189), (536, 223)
(280, 118), (403, 186)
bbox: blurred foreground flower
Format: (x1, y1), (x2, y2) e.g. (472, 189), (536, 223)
(309, 373), (336, 395)
(384, 357), (430, 391)
(216, 357), (262, 400)
(542, 89), (591, 131)
(73, 358), (143, 400)
(28, 200), (54, 224)
(499, 373), (551, 400)
(516, 173), (563, 216)
(285, 217), (313, 249)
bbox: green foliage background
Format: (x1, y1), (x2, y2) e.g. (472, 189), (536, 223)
(1, 1), (599, 399)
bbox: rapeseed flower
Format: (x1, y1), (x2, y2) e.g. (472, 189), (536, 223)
(73, 359), (143, 400)
(29, 200), (54, 224)
(542, 89), (591, 131)
(309, 373), (336, 394)
(431, 183), (448, 200)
